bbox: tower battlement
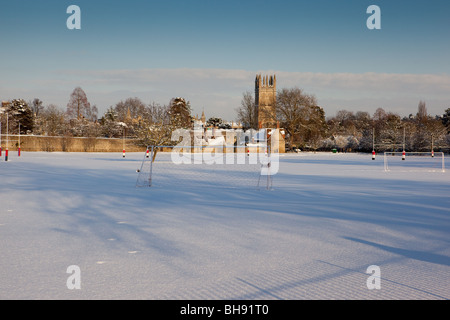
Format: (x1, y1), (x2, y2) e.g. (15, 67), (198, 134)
(255, 74), (276, 88)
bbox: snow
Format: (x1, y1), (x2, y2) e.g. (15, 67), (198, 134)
(0, 151), (449, 299)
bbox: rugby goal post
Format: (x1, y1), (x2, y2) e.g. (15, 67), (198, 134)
(136, 145), (275, 190)
(383, 151), (445, 172)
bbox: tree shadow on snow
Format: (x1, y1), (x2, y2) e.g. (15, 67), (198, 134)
(344, 237), (450, 267)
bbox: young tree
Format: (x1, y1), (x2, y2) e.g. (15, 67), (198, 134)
(134, 103), (180, 161)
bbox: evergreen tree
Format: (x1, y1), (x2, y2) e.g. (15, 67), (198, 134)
(3, 99), (35, 133)
(168, 97), (192, 128)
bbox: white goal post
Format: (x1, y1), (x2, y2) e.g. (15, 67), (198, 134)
(136, 145), (275, 190)
(383, 152), (445, 172)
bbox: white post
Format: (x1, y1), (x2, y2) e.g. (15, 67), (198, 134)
(402, 127), (406, 160)
(372, 127), (376, 160)
(5, 113), (8, 161)
(402, 129), (405, 160)
(149, 146), (154, 187)
(18, 122), (21, 156)
(431, 134), (434, 158)
(122, 127), (125, 158)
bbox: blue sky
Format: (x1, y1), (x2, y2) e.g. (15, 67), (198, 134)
(1, 0), (449, 120)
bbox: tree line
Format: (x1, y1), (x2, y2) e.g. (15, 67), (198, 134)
(236, 88), (450, 153)
(1, 86), (449, 153)
(0, 87), (193, 149)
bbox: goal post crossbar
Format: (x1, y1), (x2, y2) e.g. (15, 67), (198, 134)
(144, 144), (272, 152)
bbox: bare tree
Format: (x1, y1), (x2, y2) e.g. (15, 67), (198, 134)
(412, 101), (446, 151)
(31, 98), (44, 117)
(66, 87), (96, 121)
(148, 102), (169, 124)
(235, 91), (257, 129)
(114, 97), (147, 123)
(39, 104), (68, 136)
(328, 109), (357, 137)
(275, 87), (319, 149)
(301, 105), (328, 151)
(417, 100), (428, 122)
(135, 103), (172, 146)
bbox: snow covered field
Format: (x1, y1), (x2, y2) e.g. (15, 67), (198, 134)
(0, 151), (449, 300)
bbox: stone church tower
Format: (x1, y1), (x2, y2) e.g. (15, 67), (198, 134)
(255, 74), (276, 128)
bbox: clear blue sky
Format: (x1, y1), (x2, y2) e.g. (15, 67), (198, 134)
(1, 0), (449, 120)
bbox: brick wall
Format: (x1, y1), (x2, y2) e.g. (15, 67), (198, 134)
(0, 135), (146, 152)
